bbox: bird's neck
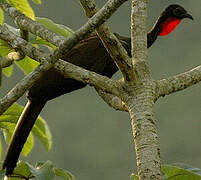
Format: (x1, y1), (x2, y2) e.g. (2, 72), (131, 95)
(147, 16), (181, 47)
(116, 16), (182, 54)
(147, 15), (165, 48)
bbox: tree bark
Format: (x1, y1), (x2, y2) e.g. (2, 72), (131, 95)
(0, 1), (201, 180)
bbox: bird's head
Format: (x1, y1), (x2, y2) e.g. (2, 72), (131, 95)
(165, 4), (193, 20)
(158, 4), (193, 36)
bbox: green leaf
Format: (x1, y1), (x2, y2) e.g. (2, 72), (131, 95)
(4, 161), (76, 180)
(0, 39), (14, 77)
(0, 24), (19, 77)
(0, 138), (2, 158)
(36, 17), (74, 37)
(34, 17), (73, 48)
(162, 164), (201, 180)
(32, 115), (52, 151)
(0, 0), (6, 3)
(54, 168), (76, 180)
(32, 0), (41, 4)
(0, 103), (52, 155)
(2, 65), (13, 77)
(15, 56), (39, 75)
(7, 0), (35, 20)
(2, 122), (34, 156)
(5, 161), (35, 179)
(30, 161), (55, 180)
(0, 8), (4, 24)
(171, 163), (201, 176)
(0, 25), (38, 75)
(21, 132), (34, 156)
(0, 168), (5, 180)
(33, 38), (56, 49)
(130, 173), (139, 180)
(0, 39), (13, 57)
(13, 161), (33, 178)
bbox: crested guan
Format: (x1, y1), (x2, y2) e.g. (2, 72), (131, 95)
(3, 4), (193, 175)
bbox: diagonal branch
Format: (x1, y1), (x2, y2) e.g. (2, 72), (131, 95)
(1, 0), (130, 48)
(0, 64), (49, 115)
(155, 65), (201, 98)
(0, 0), (130, 115)
(0, 2), (66, 46)
(54, 59), (120, 95)
(0, 24), (119, 94)
(0, 24), (120, 115)
(80, 0), (132, 82)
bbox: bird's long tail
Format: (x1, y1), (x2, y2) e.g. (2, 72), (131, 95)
(3, 100), (46, 175)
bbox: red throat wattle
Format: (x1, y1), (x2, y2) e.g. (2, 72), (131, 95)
(159, 17), (181, 36)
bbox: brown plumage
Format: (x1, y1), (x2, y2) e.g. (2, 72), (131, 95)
(3, 4), (193, 175)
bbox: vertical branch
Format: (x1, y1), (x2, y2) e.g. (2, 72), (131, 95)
(128, 0), (162, 179)
(131, 0), (147, 65)
(127, 93), (162, 180)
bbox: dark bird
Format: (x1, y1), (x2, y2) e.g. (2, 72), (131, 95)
(3, 4), (193, 175)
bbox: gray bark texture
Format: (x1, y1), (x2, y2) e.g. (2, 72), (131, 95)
(0, 0), (201, 180)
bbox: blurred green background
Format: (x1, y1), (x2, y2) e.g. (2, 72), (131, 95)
(0, 0), (201, 179)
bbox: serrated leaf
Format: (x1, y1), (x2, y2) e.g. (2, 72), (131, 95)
(54, 168), (76, 180)
(162, 165), (201, 180)
(7, 0), (35, 20)
(0, 102), (52, 155)
(15, 56), (39, 75)
(32, 0), (41, 4)
(31, 161), (55, 180)
(0, 8), (4, 24)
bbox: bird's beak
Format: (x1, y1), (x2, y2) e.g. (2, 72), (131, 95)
(183, 13), (194, 20)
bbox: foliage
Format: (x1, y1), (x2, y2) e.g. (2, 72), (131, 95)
(0, 0), (200, 179)
(131, 164), (201, 180)
(0, 161), (76, 179)
(0, 0), (76, 178)
(162, 164), (201, 180)
(31, 17), (74, 50)
(0, 19), (73, 77)
(7, 0), (35, 20)
(0, 103), (52, 156)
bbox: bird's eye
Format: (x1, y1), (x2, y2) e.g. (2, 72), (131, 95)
(173, 8), (181, 16)
(173, 7), (186, 18)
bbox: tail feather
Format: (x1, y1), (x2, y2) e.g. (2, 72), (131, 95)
(3, 100), (46, 175)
